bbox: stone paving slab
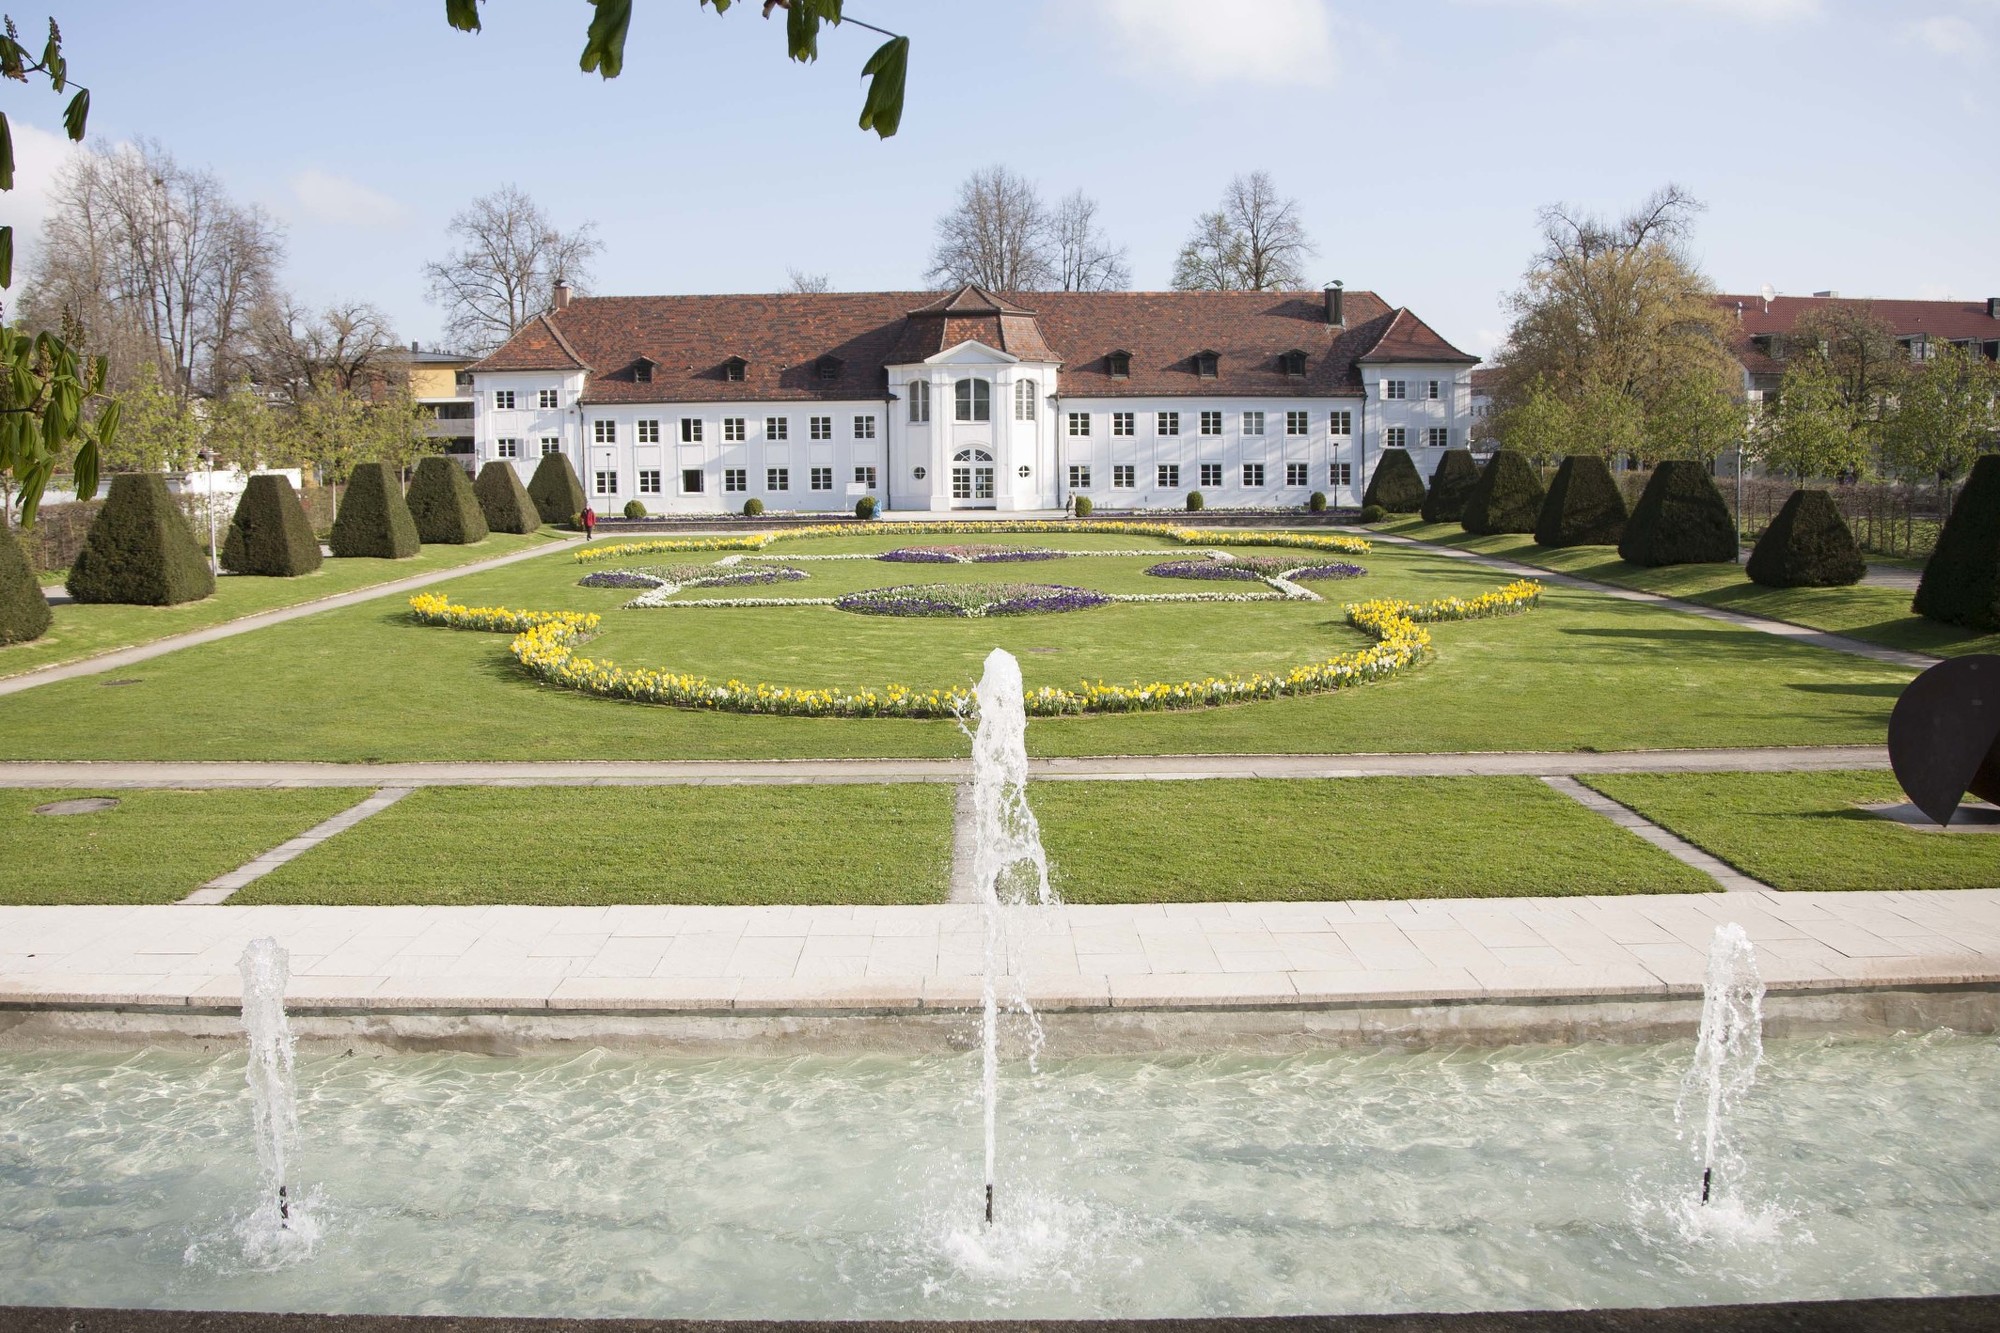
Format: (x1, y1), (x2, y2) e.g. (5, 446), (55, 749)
(5, 889), (1997, 1015)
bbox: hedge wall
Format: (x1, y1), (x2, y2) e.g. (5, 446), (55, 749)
(406, 456), (490, 545)
(1419, 449), (1480, 524)
(1361, 449), (1425, 513)
(221, 474), (322, 577)
(328, 462), (421, 559)
(66, 473), (216, 605)
(1535, 455), (1628, 547)
(527, 453), (587, 526)
(1461, 449), (1546, 535)
(0, 522), (52, 644)
(1618, 460), (1738, 567)
(1746, 488), (1865, 588)
(1913, 453), (2000, 631)
(475, 461), (542, 534)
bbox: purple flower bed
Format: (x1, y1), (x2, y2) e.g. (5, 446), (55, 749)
(1144, 559), (1266, 582)
(836, 582), (1111, 617)
(1288, 563), (1366, 582)
(578, 571), (661, 589)
(579, 565), (808, 590)
(877, 545), (1067, 564)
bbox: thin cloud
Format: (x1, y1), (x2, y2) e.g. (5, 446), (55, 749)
(0, 119), (91, 279)
(1910, 15), (1987, 59)
(1091, 0), (1338, 88)
(290, 168), (407, 228)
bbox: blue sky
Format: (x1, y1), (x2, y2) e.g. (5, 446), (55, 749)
(3, 0), (1995, 357)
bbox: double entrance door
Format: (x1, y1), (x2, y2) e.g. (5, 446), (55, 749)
(950, 448), (994, 506)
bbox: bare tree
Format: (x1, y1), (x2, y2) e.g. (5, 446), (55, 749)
(785, 268), (832, 294)
(423, 185), (601, 351)
(1171, 171), (1314, 291)
(252, 297), (402, 403)
(1048, 191), (1130, 292)
(924, 165), (1053, 291)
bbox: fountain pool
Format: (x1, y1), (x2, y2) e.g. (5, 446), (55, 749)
(2, 1033), (1996, 1319)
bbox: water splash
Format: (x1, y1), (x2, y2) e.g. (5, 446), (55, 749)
(236, 938), (319, 1260)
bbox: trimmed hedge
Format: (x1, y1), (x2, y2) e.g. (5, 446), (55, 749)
(329, 462), (421, 559)
(66, 473), (216, 605)
(1462, 449), (1546, 535)
(1747, 489), (1865, 589)
(406, 456), (489, 545)
(1535, 455), (1629, 547)
(527, 452), (587, 526)
(473, 461), (541, 535)
(855, 495), (878, 520)
(742, 498), (764, 517)
(1420, 449), (1480, 524)
(1075, 496), (1094, 517)
(0, 521), (52, 644)
(1618, 460), (1738, 566)
(1362, 449), (1425, 513)
(221, 474), (322, 577)
(1913, 453), (2000, 631)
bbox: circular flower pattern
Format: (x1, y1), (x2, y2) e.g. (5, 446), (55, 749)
(877, 544), (1068, 564)
(835, 582), (1113, 618)
(581, 564), (808, 591)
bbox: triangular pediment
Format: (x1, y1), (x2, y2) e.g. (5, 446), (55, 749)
(924, 339), (1018, 366)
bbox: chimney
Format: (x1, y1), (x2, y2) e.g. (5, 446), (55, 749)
(1324, 280), (1345, 327)
(1988, 297), (1999, 320)
(552, 280), (573, 313)
(410, 339), (419, 353)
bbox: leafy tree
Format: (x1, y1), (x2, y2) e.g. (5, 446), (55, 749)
(99, 362), (198, 474)
(423, 186), (601, 352)
(1754, 354), (1863, 482)
(1880, 342), (2000, 505)
(1495, 378), (1576, 469)
(1785, 301), (1904, 416)
(1172, 172), (1313, 291)
(1643, 367), (1748, 464)
(445, 0), (910, 139)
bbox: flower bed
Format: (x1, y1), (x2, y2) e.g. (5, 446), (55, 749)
(1287, 563), (1367, 582)
(877, 544), (1067, 564)
(835, 582), (1113, 617)
(576, 521), (1371, 565)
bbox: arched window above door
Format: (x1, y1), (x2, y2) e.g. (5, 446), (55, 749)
(952, 448), (994, 463)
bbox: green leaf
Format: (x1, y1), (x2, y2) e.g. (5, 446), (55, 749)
(0, 37), (24, 81)
(41, 32), (64, 91)
(0, 114), (13, 193)
(0, 225), (11, 290)
(857, 35), (907, 139)
(444, 0), (482, 33)
(69, 436), (98, 513)
(579, 0), (631, 79)
(62, 88), (88, 141)
(788, 0), (843, 64)
(703, 0), (734, 14)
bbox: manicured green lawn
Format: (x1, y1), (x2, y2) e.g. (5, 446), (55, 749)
(0, 531), (1915, 761)
(0, 787), (366, 904)
(0, 530), (566, 678)
(1581, 771), (2000, 892)
(1035, 777), (1714, 901)
(238, 784), (955, 906)
(1379, 520), (2000, 658)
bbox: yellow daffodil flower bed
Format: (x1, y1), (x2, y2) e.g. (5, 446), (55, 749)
(406, 580), (1541, 720)
(574, 521), (1371, 566)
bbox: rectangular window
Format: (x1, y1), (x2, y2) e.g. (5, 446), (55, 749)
(722, 469), (745, 493)
(1331, 462), (1353, 487)
(1113, 464), (1135, 488)
(1067, 412), (1091, 437)
(1330, 410), (1353, 436)
(1199, 410), (1223, 435)
(1242, 411), (1265, 435)
(810, 416), (832, 441)
(854, 466), (877, 489)
(767, 468), (790, 491)
(1112, 411), (1135, 436)
(537, 388), (558, 409)
(908, 380), (930, 423)
(1068, 464), (1092, 489)
(494, 389), (516, 410)
(663, 419), (685, 444)
(1243, 463), (1266, 487)
(1427, 380), (1442, 400)
(593, 419), (616, 445)
(495, 438), (521, 459)
(766, 417), (789, 441)
(540, 437), (560, 457)
(638, 470), (662, 494)
(1286, 462), (1309, 487)
(1286, 410), (1310, 435)
(594, 471), (618, 495)
(810, 466), (833, 491)
(1157, 411), (1180, 436)
(1198, 462), (1223, 488)
(1426, 427), (1449, 448)
(853, 415), (877, 439)
(1384, 380), (1407, 400)
(1158, 464), (1181, 488)
(1386, 426), (1408, 448)
(688, 469), (711, 494)
(722, 417), (746, 442)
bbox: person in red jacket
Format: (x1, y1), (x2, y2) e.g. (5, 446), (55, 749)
(581, 504), (596, 540)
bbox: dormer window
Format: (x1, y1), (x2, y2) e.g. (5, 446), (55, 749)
(816, 355), (843, 381)
(1280, 349), (1308, 378)
(1106, 349), (1131, 379)
(1194, 350), (1219, 378)
(722, 356), (748, 382)
(632, 357), (657, 384)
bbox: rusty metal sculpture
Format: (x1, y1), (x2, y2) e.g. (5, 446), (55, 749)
(1888, 654), (2000, 827)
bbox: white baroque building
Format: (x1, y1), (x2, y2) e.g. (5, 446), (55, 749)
(469, 284), (1478, 514)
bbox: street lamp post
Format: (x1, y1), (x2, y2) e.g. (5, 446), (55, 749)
(197, 449), (219, 577)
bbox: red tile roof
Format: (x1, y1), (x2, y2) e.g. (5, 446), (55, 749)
(471, 286), (1468, 404)
(1716, 293), (2000, 377)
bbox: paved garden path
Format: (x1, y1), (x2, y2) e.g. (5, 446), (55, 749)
(0, 745), (1887, 788)
(1364, 530), (1937, 670)
(0, 536), (583, 698)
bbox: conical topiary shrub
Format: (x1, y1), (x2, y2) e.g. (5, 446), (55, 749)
(329, 462), (421, 559)
(1420, 448), (1480, 524)
(406, 456), (489, 545)
(1913, 454), (2000, 631)
(527, 451), (587, 526)
(474, 461), (541, 535)
(66, 473), (216, 605)
(1461, 449), (1547, 535)
(1361, 449), (1425, 513)
(221, 474), (322, 577)
(0, 522), (52, 644)
(1746, 489), (1865, 589)
(1618, 460), (1738, 566)
(1535, 455), (1629, 547)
